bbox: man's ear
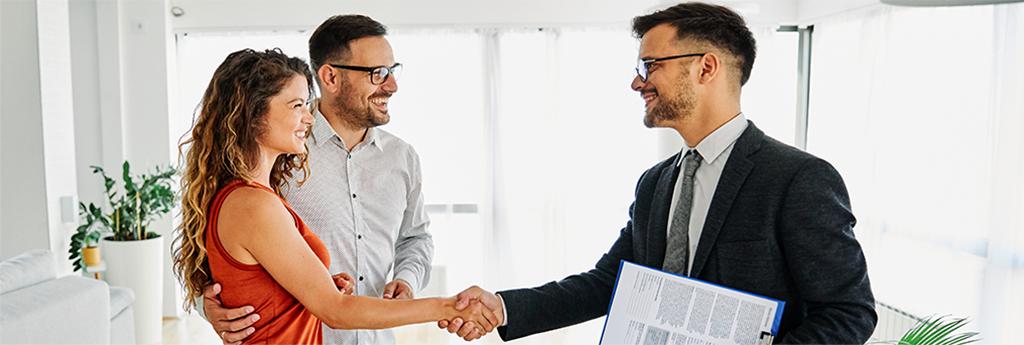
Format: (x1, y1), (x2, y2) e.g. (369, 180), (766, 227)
(317, 65), (338, 92)
(697, 52), (721, 85)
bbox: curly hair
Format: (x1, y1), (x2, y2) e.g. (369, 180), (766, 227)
(173, 48), (313, 311)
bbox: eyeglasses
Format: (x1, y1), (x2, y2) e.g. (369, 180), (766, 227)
(635, 53), (705, 82)
(329, 63), (403, 85)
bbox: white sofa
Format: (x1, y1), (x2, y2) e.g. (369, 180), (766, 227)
(0, 250), (135, 344)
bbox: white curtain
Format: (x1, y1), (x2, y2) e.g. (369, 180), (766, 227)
(174, 24), (801, 345)
(807, 4), (1024, 343)
(479, 26), (798, 345)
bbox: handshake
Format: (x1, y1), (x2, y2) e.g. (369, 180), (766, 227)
(439, 286), (505, 341)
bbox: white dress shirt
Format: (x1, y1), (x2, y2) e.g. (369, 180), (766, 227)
(666, 113), (748, 273)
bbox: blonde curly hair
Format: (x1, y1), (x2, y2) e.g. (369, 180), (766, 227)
(173, 48), (313, 311)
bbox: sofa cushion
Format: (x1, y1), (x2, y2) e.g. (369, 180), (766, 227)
(0, 275), (110, 344)
(0, 250), (57, 294)
(109, 286), (134, 318)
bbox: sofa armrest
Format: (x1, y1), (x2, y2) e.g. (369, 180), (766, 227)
(0, 275), (111, 344)
(0, 250), (57, 294)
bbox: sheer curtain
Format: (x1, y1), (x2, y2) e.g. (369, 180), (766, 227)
(481, 25), (799, 344)
(174, 23), (800, 345)
(807, 3), (1024, 343)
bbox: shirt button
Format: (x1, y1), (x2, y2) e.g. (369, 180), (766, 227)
(357, 234), (363, 239)
(358, 276), (364, 281)
(347, 154), (352, 159)
(352, 193), (357, 198)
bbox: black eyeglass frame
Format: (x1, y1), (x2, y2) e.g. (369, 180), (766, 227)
(635, 53), (706, 82)
(329, 63), (403, 85)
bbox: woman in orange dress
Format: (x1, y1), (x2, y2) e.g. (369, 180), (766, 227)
(172, 48), (496, 344)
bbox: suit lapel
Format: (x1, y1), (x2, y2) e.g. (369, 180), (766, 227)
(690, 122), (764, 277)
(647, 153), (680, 268)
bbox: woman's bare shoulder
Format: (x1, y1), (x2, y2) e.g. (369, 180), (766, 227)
(218, 185), (291, 235)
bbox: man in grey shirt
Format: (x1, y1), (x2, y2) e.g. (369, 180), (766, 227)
(200, 15), (434, 345)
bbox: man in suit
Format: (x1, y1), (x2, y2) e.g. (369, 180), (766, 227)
(439, 2), (877, 343)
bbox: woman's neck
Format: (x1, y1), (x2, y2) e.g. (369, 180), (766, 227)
(251, 148), (278, 188)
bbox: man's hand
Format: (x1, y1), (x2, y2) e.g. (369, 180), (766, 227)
(202, 283), (259, 345)
(383, 279), (414, 299)
(437, 286), (504, 341)
(332, 273), (355, 295)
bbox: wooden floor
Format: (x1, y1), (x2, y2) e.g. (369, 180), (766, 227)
(162, 314), (221, 345)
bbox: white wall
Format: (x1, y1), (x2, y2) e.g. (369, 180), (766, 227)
(70, 0), (105, 211)
(37, 0), (79, 275)
(797, 0), (880, 22)
(170, 0), (663, 31)
(169, 0), (797, 31)
(1, 0), (79, 274)
(120, 0), (182, 318)
(0, 0), (4, 237)
(1, 0), (50, 261)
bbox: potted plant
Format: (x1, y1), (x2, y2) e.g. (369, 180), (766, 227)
(79, 161), (177, 345)
(87, 161), (177, 241)
(68, 203), (105, 270)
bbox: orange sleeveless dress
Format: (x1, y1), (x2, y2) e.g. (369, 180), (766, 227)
(206, 180), (329, 344)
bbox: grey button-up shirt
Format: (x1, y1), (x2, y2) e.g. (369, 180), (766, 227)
(282, 101), (434, 345)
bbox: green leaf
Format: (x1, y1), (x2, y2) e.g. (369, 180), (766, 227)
(123, 161), (137, 196)
(86, 232), (101, 245)
(900, 316), (980, 345)
(78, 161), (178, 243)
(936, 332), (981, 345)
(933, 317), (967, 340)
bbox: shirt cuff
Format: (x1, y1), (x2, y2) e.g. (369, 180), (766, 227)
(195, 295), (207, 320)
(496, 292), (508, 327)
(393, 270), (421, 295)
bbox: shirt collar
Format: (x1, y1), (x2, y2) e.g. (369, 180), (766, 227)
(677, 113), (748, 166)
(364, 127), (384, 151)
(310, 99), (384, 152)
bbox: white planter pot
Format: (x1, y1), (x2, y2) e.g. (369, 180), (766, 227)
(101, 236), (164, 345)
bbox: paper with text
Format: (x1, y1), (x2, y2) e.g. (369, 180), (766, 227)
(599, 261), (785, 345)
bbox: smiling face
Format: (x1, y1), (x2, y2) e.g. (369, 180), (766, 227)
(631, 24), (701, 128)
(329, 35), (398, 128)
(258, 74), (314, 156)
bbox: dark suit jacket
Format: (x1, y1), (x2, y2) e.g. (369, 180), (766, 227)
(497, 122), (876, 344)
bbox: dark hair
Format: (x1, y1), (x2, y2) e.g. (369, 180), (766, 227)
(308, 14), (388, 74)
(174, 48), (313, 311)
(632, 2), (757, 86)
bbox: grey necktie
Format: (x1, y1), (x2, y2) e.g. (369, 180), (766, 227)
(664, 150), (702, 276)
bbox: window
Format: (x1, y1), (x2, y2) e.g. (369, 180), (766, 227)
(807, 4), (1024, 342)
(175, 23), (801, 344)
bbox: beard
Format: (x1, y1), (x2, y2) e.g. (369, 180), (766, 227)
(643, 70), (696, 128)
(332, 77), (392, 128)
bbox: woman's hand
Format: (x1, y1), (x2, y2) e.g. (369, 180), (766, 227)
(447, 299), (499, 337)
(332, 273), (355, 295)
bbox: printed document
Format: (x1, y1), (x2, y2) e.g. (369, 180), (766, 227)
(599, 261), (785, 345)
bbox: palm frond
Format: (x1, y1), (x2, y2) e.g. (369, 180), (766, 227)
(899, 315), (980, 345)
